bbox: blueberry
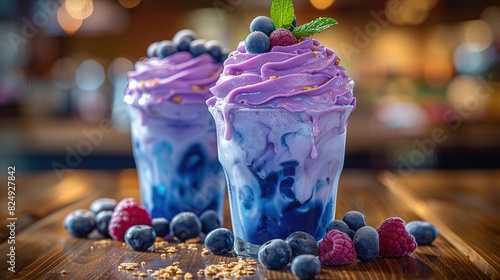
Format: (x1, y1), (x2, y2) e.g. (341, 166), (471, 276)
(204, 40), (223, 59)
(353, 226), (379, 262)
(290, 254), (321, 280)
(124, 225), (156, 251)
(245, 31), (270, 54)
(257, 239), (292, 270)
(204, 228), (234, 255)
(95, 210), (113, 238)
(189, 39), (207, 57)
(199, 210), (221, 234)
(406, 221), (438, 245)
(89, 198), (117, 214)
(156, 40), (177, 58)
(152, 217), (170, 238)
(342, 211), (366, 231)
(170, 212), (202, 241)
(147, 42), (160, 57)
(63, 209), (96, 238)
(173, 29), (198, 51)
(250, 16), (275, 36)
(326, 220), (354, 239)
(285, 231), (319, 258)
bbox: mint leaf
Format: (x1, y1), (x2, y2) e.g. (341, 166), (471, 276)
(292, 17), (338, 37)
(270, 0), (295, 29)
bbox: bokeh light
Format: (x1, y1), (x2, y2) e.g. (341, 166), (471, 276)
(460, 20), (493, 52)
(119, 0), (141, 9)
(446, 75), (488, 121)
(65, 0), (94, 20)
(310, 0), (335, 10)
(76, 60), (105, 91)
(388, 0), (438, 26)
(57, 4), (82, 35)
(453, 43), (496, 74)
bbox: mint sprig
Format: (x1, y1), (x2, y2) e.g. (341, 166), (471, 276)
(270, 0), (295, 29)
(292, 17), (338, 37)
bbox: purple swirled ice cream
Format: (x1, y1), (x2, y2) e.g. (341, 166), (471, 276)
(207, 37), (355, 256)
(125, 32), (227, 223)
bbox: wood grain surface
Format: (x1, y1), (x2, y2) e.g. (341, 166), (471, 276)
(379, 169), (500, 279)
(0, 169), (493, 279)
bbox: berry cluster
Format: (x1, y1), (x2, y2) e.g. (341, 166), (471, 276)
(147, 29), (229, 62)
(64, 197), (222, 252)
(319, 211), (427, 266)
(245, 16), (298, 54)
(242, 0), (338, 54)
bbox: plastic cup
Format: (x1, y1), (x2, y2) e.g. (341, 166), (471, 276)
(126, 101), (226, 222)
(209, 105), (354, 256)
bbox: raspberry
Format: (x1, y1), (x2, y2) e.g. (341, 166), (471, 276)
(108, 198), (151, 241)
(318, 230), (356, 266)
(269, 28), (298, 48)
(377, 217), (417, 257)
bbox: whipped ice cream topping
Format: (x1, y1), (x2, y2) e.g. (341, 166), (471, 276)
(125, 52), (223, 109)
(208, 37), (355, 109)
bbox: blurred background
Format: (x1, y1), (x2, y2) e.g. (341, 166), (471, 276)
(1, 0), (499, 172)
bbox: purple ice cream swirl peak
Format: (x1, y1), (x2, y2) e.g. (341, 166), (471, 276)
(125, 52), (223, 108)
(208, 37), (355, 110)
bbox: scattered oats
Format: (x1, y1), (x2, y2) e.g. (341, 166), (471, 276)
(90, 246), (94, 251)
(246, 258), (258, 265)
(201, 248), (211, 256)
(141, 261), (146, 267)
(176, 269), (185, 275)
(132, 271), (148, 277)
(60, 269), (68, 275)
(147, 269), (153, 273)
(94, 239), (111, 246)
(161, 253), (167, 258)
(197, 269), (205, 275)
(173, 261), (180, 266)
(166, 246), (179, 253)
(184, 272), (194, 279)
(119, 262), (139, 270)
(186, 237), (201, 244)
(121, 242), (127, 247)
(205, 268), (217, 275)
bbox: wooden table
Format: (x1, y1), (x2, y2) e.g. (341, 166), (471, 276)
(0, 169), (498, 279)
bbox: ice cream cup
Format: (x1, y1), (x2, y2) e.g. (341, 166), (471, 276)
(209, 104), (354, 256)
(126, 101), (225, 221)
(124, 37), (227, 222)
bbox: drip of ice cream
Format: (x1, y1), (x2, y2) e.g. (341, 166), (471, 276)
(207, 37), (355, 157)
(125, 52), (223, 111)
